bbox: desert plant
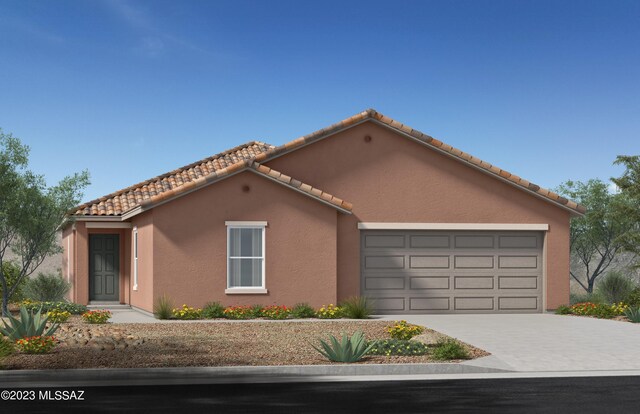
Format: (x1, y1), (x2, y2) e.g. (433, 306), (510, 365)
(596, 271), (636, 304)
(625, 288), (640, 308)
(624, 307), (640, 323)
(250, 304), (264, 318)
(46, 309), (71, 323)
(223, 305), (254, 319)
(569, 302), (619, 319)
(570, 291), (604, 305)
(0, 336), (14, 361)
(431, 338), (470, 361)
(555, 305), (572, 315)
(367, 339), (429, 356)
(15, 336), (57, 354)
(21, 300), (87, 315)
(23, 272), (71, 302)
(1, 261), (27, 303)
(260, 305), (290, 320)
(311, 331), (374, 363)
(386, 320), (425, 340)
(0, 306), (59, 341)
(171, 305), (202, 320)
(82, 310), (112, 324)
(202, 301), (225, 319)
(316, 304), (343, 319)
(154, 295), (173, 320)
(291, 303), (316, 318)
(339, 296), (372, 319)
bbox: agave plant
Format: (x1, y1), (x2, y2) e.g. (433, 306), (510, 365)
(311, 331), (374, 363)
(624, 307), (640, 323)
(0, 306), (60, 341)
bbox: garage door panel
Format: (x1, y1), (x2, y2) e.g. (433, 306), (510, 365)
(454, 256), (494, 269)
(362, 230), (542, 314)
(410, 276), (450, 290)
(365, 255), (405, 269)
(410, 256), (450, 269)
(410, 297), (450, 311)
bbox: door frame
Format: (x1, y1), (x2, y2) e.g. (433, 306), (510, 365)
(89, 233), (121, 302)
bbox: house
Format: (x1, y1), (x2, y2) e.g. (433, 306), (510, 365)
(61, 109), (585, 314)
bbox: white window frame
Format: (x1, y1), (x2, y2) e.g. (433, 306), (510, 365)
(133, 226), (138, 291)
(225, 221), (267, 294)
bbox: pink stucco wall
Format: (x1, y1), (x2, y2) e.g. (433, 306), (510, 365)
(146, 170), (338, 310)
(265, 121), (571, 310)
(130, 211), (154, 312)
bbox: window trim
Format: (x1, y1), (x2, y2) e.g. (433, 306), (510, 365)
(226, 222), (267, 293)
(133, 226), (138, 291)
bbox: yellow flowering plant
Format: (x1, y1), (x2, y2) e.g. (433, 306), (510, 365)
(171, 304), (203, 320)
(386, 320), (424, 340)
(46, 309), (71, 323)
(316, 304), (343, 319)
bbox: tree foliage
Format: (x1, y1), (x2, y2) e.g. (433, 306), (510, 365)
(611, 155), (640, 255)
(0, 130), (89, 315)
(556, 179), (638, 293)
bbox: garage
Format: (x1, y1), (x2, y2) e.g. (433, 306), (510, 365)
(361, 230), (543, 314)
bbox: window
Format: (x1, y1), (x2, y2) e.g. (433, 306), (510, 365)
(226, 222), (266, 293)
(133, 226), (138, 291)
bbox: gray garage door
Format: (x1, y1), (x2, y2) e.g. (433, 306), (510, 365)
(361, 231), (543, 314)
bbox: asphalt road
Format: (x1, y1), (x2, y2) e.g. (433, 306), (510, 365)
(3, 376), (640, 413)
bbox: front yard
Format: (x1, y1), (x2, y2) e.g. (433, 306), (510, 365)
(2, 318), (488, 369)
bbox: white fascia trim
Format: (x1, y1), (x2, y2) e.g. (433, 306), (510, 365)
(85, 222), (133, 229)
(225, 288), (268, 294)
(225, 221), (268, 227)
(358, 223), (549, 231)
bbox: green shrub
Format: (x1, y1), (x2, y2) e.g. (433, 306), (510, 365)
(625, 288), (640, 308)
(431, 338), (470, 361)
(569, 302), (623, 319)
(223, 305), (254, 319)
(291, 303), (316, 319)
(171, 305), (202, 320)
(555, 305), (572, 315)
(1, 261), (27, 303)
(570, 292), (604, 305)
(82, 310), (112, 324)
(367, 339), (429, 356)
(0, 336), (14, 361)
(596, 271), (636, 304)
(154, 295), (173, 320)
(260, 305), (290, 320)
(386, 320), (425, 340)
(202, 301), (225, 319)
(339, 296), (372, 319)
(23, 271), (71, 302)
(624, 307), (640, 323)
(0, 306), (59, 341)
(250, 304), (264, 318)
(311, 331), (374, 363)
(15, 336), (57, 354)
(22, 300), (87, 315)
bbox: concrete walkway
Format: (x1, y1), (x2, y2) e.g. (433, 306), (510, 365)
(379, 314), (640, 372)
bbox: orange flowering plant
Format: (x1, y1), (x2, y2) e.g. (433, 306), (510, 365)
(15, 336), (57, 354)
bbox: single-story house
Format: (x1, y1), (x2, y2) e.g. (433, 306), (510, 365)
(61, 109), (584, 314)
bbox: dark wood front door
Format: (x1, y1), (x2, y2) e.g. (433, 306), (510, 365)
(89, 234), (119, 301)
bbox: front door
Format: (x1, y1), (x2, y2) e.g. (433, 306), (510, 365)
(89, 234), (120, 301)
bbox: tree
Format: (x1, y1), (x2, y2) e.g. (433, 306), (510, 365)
(611, 155), (640, 255)
(556, 179), (638, 293)
(0, 130), (89, 315)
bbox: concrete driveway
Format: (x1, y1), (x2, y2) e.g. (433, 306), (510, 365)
(380, 314), (640, 372)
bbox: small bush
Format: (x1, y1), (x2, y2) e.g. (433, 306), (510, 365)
(1, 261), (27, 303)
(171, 305), (202, 320)
(386, 320), (425, 340)
(570, 292), (604, 305)
(82, 310), (112, 324)
(260, 305), (290, 320)
(23, 272), (71, 302)
(21, 300), (87, 315)
(625, 288), (640, 308)
(154, 295), (173, 320)
(0, 336), (14, 361)
(316, 304), (343, 319)
(250, 304), (264, 318)
(291, 303), (316, 319)
(339, 296), (372, 319)
(555, 305), (572, 315)
(597, 271), (636, 304)
(610, 302), (629, 315)
(367, 339), (429, 356)
(223, 305), (254, 319)
(431, 339), (470, 361)
(202, 301), (225, 319)
(624, 307), (640, 323)
(569, 302), (626, 319)
(46, 309), (71, 323)
(312, 331), (374, 363)
(15, 336), (57, 354)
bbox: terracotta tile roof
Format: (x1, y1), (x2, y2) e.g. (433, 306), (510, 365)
(253, 109), (586, 215)
(74, 141), (274, 216)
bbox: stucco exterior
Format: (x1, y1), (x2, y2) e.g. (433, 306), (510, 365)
(62, 114), (575, 313)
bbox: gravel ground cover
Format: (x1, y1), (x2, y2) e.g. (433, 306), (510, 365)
(3, 319), (487, 369)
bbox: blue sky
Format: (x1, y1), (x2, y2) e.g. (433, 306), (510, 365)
(1, 0), (638, 203)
